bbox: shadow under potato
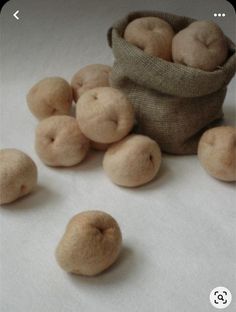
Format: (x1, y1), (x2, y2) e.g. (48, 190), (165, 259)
(68, 245), (139, 286)
(49, 150), (104, 173)
(0, 184), (61, 212)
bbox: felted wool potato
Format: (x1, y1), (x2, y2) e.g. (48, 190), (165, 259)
(172, 20), (228, 71)
(198, 126), (236, 181)
(55, 210), (122, 276)
(103, 134), (162, 187)
(27, 77), (73, 120)
(0, 149), (37, 205)
(35, 116), (90, 167)
(76, 87), (135, 144)
(71, 64), (112, 102)
(124, 16), (175, 60)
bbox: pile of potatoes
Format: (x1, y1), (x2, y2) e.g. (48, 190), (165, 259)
(124, 17), (229, 71)
(0, 64), (164, 276)
(27, 68), (162, 188)
(0, 17), (235, 277)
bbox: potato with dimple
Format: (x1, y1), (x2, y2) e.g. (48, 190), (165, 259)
(35, 116), (90, 167)
(27, 77), (73, 120)
(103, 134), (162, 187)
(0, 149), (38, 205)
(172, 20), (228, 71)
(71, 64), (111, 102)
(124, 17), (175, 61)
(55, 210), (122, 276)
(76, 87), (135, 144)
(198, 126), (236, 182)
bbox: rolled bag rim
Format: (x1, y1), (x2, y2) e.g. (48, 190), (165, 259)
(107, 10), (236, 98)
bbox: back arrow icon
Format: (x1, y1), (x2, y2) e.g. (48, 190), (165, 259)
(13, 10), (19, 20)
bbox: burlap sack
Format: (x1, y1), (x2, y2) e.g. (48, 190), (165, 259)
(107, 11), (236, 154)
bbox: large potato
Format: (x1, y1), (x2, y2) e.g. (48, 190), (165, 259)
(55, 210), (122, 276)
(35, 116), (90, 167)
(172, 20), (228, 71)
(76, 87), (134, 144)
(0, 149), (38, 204)
(124, 17), (175, 60)
(103, 134), (162, 187)
(71, 64), (111, 102)
(198, 126), (236, 181)
(27, 77), (73, 120)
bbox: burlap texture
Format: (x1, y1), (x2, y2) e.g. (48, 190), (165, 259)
(107, 11), (236, 154)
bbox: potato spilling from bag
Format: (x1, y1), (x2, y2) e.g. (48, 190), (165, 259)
(55, 210), (122, 276)
(198, 126), (236, 181)
(76, 87), (135, 144)
(0, 149), (38, 204)
(27, 77), (73, 120)
(71, 64), (111, 102)
(35, 116), (90, 167)
(103, 134), (162, 187)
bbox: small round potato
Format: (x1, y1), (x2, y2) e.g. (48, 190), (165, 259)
(103, 134), (162, 187)
(35, 116), (90, 167)
(55, 210), (122, 276)
(76, 87), (134, 144)
(124, 17), (175, 60)
(198, 126), (236, 181)
(27, 77), (73, 120)
(71, 64), (111, 102)
(172, 20), (228, 71)
(0, 149), (38, 205)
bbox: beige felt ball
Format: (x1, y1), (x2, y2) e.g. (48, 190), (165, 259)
(27, 77), (73, 120)
(91, 141), (110, 151)
(0, 149), (38, 205)
(103, 134), (162, 187)
(55, 210), (122, 276)
(71, 64), (112, 102)
(76, 87), (134, 144)
(198, 126), (236, 182)
(124, 17), (175, 61)
(35, 116), (90, 167)
(172, 20), (228, 71)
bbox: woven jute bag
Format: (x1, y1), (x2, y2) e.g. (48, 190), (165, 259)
(107, 11), (236, 154)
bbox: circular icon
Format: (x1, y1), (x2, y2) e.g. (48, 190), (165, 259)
(210, 287), (232, 309)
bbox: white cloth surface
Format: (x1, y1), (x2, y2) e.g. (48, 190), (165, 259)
(0, 0), (235, 311)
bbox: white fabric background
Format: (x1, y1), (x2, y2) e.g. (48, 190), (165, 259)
(0, 0), (235, 311)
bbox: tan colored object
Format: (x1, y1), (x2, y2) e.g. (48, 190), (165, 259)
(0, 149), (37, 205)
(71, 64), (112, 102)
(55, 210), (122, 276)
(35, 116), (90, 167)
(76, 87), (134, 144)
(27, 77), (73, 120)
(124, 16), (175, 60)
(172, 20), (228, 71)
(103, 134), (162, 187)
(198, 126), (236, 182)
(108, 11), (236, 154)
